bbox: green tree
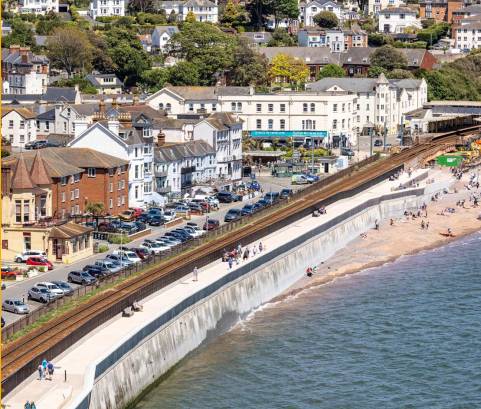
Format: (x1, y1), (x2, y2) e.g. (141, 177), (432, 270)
(367, 66), (388, 78)
(169, 22), (236, 85)
(368, 32), (392, 46)
(167, 10), (177, 23)
(88, 31), (115, 73)
(246, 0), (274, 29)
(35, 12), (63, 35)
(317, 64), (345, 79)
(128, 0), (154, 13)
(267, 27), (296, 46)
(386, 69), (414, 79)
(140, 68), (170, 92)
(272, 0), (299, 26)
(313, 11), (339, 28)
(220, 0), (250, 28)
(168, 61), (200, 85)
(269, 53), (309, 88)
(228, 38), (269, 86)
(105, 28), (151, 85)
(2, 19), (35, 48)
(185, 10), (196, 22)
(47, 27), (92, 77)
(85, 202), (105, 215)
(370, 45), (408, 70)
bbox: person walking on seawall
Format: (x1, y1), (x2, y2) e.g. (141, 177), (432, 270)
(38, 364), (44, 380)
(193, 267), (199, 282)
(259, 242), (263, 252)
(306, 267), (313, 277)
(228, 257), (233, 269)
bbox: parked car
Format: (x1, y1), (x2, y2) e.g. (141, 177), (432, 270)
(26, 256), (53, 270)
(134, 221), (147, 231)
(140, 241), (169, 254)
(2, 298), (30, 314)
(186, 222), (205, 235)
(217, 191), (235, 203)
(148, 215), (164, 226)
(252, 202), (263, 212)
(83, 264), (110, 278)
(51, 281), (74, 296)
(1, 265), (22, 279)
(341, 147), (355, 157)
(280, 188), (293, 199)
(95, 260), (123, 274)
(15, 250), (47, 263)
(114, 250), (142, 264)
(264, 192), (280, 204)
(182, 225), (203, 238)
(35, 282), (65, 298)
(257, 199), (270, 208)
(163, 210), (177, 222)
(165, 231), (189, 243)
(68, 270), (97, 285)
(159, 236), (181, 246)
(106, 254), (134, 267)
(291, 174), (310, 185)
(28, 286), (56, 303)
(247, 180), (261, 191)
(374, 139), (383, 147)
(241, 204), (256, 216)
(130, 208), (144, 218)
(187, 202), (204, 213)
(119, 209), (137, 221)
(203, 218), (220, 230)
(97, 222), (118, 233)
(224, 208), (242, 222)
(131, 247), (150, 260)
(175, 205), (190, 213)
(304, 174), (320, 183)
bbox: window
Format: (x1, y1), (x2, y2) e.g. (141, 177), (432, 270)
(24, 235), (31, 251)
(342, 103), (345, 112)
(268, 104), (274, 113)
(268, 119), (273, 130)
(15, 200), (22, 223)
(8, 120), (13, 129)
(134, 147), (139, 157)
(188, 103), (194, 112)
(121, 179), (125, 189)
(332, 119), (338, 129)
(61, 192), (66, 202)
(87, 168), (96, 177)
(280, 104), (286, 113)
(256, 104), (262, 113)
(109, 182), (113, 193)
(109, 168), (115, 176)
(19, 120), (25, 129)
(159, 103), (164, 110)
(256, 119), (262, 129)
(70, 175), (74, 184)
(74, 173), (80, 182)
(231, 102), (236, 111)
(310, 103), (315, 112)
(121, 196), (125, 205)
(333, 104), (338, 112)
(61, 176), (68, 185)
(23, 201), (30, 222)
(303, 103), (308, 112)
(280, 119), (286, 130)
(135, 186), (139, 199)
(342, 119), (345, 128)
(237, 102), (242, 111)
(212, 103), (217, 111)
(75, 188), (79, 199)
(109, 198), (113, 209)
(70, 190), (75, 200)
(135, 165), (139, 179)
(117, 197), (121, 207)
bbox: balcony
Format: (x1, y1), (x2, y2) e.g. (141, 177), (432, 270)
(181, 166), (196, 174)
(156, 186), (171, 194)
(155, 170), (168, 178)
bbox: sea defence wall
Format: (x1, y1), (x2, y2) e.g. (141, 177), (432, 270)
(70, 186), (442, 409)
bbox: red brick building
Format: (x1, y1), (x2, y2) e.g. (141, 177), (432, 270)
(419, 0), (464, 23)
(3, 147), (129, 220)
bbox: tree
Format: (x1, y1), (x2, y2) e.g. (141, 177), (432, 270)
(167, 10), (177, 23)
(386, 69), (414, 79)
(272, 0), (299, 27)
(85, 202), (105, 215)
(2, 19), (35, 48)
(140, 68), (170, 92)
(220, 0), (250, 28)
(317, 64), (345, 79)
(228, 38), (269, 86)
(35, 12), (63, 35)
(168, 61), (200, 85)
(185, 10), (196, 22)
(169, 22), (236, 85)
(269, 53), (309, 88)
(246, 0), (274, 29)
(128, 0), (154, 13)
(368, 32), (392, 47)
(313, 11), (339, 29)
(267, 28), (296, 46)
(87, 31), (115, 73)
(370, 45), (407, 70)
(105, 28), (151, 85)
(367, 66), (388, 78)
(47, 27), (92, 77)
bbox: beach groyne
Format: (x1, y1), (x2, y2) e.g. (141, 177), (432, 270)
(69, 182), (450, 409)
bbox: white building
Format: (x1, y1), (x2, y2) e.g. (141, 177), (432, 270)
(367, 0), (404, 15)
(85, 73), (123, 94)
(300, 0), (343, 27)
(154, 140), (216, 199)
(157, 0), (218, 23)
(2, 46), (49, 95)
(18, 0), (58, 14)
(298, 28), (345, 51)
(193, 113), (243, 181)
(89, 0), (125, 19)
(378, 7), (421, 33)
(68, 116), (155, 208)
(151, 26), (179, 53)
(454, 20), (481, 50)
(2, 107), (37, 148)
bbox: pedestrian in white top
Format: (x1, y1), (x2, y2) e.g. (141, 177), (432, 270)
(193, 267), (198, 282)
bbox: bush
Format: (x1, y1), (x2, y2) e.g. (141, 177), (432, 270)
(107, 234), (131, 244)
(97, 244), (109, 253)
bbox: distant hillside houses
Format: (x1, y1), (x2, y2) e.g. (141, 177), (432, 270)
(151, 26), (179, 53)
(300, 0), (343, 26)
(89, 0), (126, 19)
(17, 0), (59, 14)
(155, 0), (218, 23)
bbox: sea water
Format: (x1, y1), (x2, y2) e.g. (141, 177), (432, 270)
(135, 232), (481, 409)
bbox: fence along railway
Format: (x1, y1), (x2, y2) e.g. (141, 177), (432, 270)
(2, 125), (479, 395)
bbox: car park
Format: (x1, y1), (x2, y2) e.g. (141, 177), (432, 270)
(26, 256), (53, 270)
(241, 204), (256, 216)
(68, 270), (97, 285)
(28, 286), (57, 303)
(15, 250), (47, 263)
(2, 298), (30, 314)
(95, 260), (123, 274)
(83, 264), (111, 278)
(36, 282), (65, 298)
(224, 209), (242, 222)
(115, 250), (142, 264)
(51, 281), (74, 296)
(280, 188), (293, 199)
(106, 254), (134, 267)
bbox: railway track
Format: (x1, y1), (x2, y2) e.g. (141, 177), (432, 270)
(2, 125), (479, 394)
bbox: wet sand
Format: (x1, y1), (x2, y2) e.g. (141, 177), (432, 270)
(281, 172), (481, 299)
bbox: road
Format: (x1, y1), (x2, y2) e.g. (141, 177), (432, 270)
(1, 177), (299, 326)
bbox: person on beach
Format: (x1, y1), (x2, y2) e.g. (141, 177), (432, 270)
(38, 364), (44, 380)
(390, 218), (394, 226)
(252, 245), (257, 256)
(306, 267), (313, 277)
(374, 220), (379, 230)
(31, 403), (36, 409)
(24, 401), (31, 409)
(228, 257), (233, 269)
(426, 221), (429, 230)
(47, 361), (54, 380)
(259, 242), (263, 252)
(421, 220), (425, 230)
(193, 267), (199, 282)
(243, 248), (249, 261)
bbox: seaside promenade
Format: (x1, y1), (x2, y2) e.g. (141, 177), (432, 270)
(3, 168), (446, 409)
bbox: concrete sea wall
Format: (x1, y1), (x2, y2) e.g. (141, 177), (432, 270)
(70, 187), (439, 409)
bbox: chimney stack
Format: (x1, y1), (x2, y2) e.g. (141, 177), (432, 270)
(73, 117), (89, 138)
(107, 119), (120, 136)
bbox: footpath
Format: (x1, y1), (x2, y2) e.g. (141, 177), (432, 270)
(3, 168), (442, 409)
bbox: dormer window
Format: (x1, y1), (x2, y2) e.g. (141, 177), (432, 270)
(143, 128), (152, 137)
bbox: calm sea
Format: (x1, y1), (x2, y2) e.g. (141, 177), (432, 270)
(135, 232), (481, 409)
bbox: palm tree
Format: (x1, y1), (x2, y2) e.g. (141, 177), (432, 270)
(85, 202), (105, 229)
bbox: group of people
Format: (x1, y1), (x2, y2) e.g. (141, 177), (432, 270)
(37, 358), (54, 381)
(223, 242), (265, 269)
(306, 266), (318, 277)
(24, 401), (37, 409)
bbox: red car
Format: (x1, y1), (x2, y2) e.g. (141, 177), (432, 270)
(130, 208), (144, 218)
(26, 256), (53, 270)
(203, 218), (220, 231)
(1, 266), (22, 279)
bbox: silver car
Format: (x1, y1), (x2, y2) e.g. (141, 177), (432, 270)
(95, 259), (122, 274)
(35, 282), (64, 298)
(51, 281), (74, 296)
(28, 286), (56, 303)
(2, 298), (30, 314)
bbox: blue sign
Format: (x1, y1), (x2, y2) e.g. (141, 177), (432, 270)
(250, 130), (328, 138)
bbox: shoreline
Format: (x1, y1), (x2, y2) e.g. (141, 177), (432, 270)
(276, 171), (481, 303)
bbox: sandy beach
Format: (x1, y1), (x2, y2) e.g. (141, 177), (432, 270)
(281, 168), (481, 298)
